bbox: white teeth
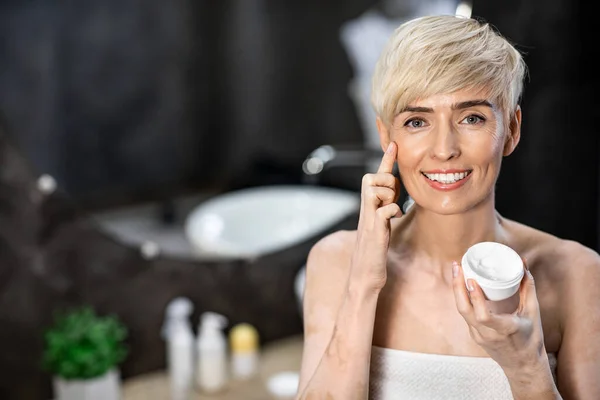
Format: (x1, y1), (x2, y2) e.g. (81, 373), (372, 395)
(423, 171), (469, 183)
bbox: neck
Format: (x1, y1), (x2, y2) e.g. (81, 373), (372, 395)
(402, 195), (506, 268)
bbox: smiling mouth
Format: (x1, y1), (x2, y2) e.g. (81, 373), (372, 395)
(421, 170), (472, 184)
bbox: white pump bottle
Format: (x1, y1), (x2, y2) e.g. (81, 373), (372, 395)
(162, 297), (195, 400)
(195, 312), (228, 393)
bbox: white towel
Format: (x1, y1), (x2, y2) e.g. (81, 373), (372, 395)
(369, 346), (557, 400)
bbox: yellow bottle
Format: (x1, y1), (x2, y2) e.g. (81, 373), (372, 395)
(229, 323), (260, 380)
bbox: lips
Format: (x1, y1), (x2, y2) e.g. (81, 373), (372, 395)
(421, 170), (472, 191)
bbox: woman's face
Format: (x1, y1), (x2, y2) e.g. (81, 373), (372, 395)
(377, 87), (521, 215)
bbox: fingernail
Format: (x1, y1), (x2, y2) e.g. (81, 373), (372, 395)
(386, 143), (394, 153)
(526, 269), (534, 280)
(467, 279), (475, 292)
(452, 262), (458, 277)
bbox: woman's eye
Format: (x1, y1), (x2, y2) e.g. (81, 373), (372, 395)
(405, 118), (426, 128)
(462, 115), (485, 125)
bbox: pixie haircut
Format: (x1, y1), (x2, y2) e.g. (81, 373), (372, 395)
(371, 15), (527, 126)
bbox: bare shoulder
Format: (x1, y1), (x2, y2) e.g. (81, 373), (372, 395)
(516, 222), (600, 281)
(304, 230), (356, 305)
(302, 229), (357, 329)
(504, 217), (599, 275)
(538, 236), (600, 298)
(306, 229), (356, 276)
(507, 218), (600, 313)
(548, 238), (600, 270)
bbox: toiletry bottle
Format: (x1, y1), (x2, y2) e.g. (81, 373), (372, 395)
(162, 297), (195, 400)
(229, 323), (260, 380)
(195, 312), (228, 393)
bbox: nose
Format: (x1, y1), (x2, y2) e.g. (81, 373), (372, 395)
(430, 123), (460, 161)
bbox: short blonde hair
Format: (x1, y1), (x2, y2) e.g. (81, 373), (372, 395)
(372, 15), (527, 126)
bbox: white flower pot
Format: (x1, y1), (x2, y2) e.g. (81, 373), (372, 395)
(53, 369), (121, 400)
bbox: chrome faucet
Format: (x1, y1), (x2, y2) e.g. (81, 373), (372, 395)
(302, 145), (384, 177)
(302, 144), (413, 212)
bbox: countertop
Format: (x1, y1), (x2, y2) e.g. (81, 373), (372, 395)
(122, 334), (304, 400)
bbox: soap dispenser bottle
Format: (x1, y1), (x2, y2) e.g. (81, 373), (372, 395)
(195, 312), (228, 393)
(162, 297), (195, 400)
(229, 323), (260, 380)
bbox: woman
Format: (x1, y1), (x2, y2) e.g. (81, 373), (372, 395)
(296, 15), (600, 399)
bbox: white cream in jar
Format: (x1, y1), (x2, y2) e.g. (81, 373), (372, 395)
(461, 242), (524, 301)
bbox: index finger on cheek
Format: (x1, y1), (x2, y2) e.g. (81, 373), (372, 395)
(377, 142), (397, 174)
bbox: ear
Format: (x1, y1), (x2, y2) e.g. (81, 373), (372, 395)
(376, 117), (391, 153)
(503, 106), (522, 156)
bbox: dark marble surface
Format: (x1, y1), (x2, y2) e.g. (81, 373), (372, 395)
(0, 129), (359, 399)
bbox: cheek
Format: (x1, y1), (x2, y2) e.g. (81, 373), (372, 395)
(394, 142), (422, 174)
(488, 118), (507, 154)
(464, 128), (505, 162)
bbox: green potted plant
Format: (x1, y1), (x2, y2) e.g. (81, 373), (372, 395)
(42, 306), (128, 400)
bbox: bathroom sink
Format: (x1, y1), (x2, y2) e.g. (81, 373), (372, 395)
(184, 185), (359, 259)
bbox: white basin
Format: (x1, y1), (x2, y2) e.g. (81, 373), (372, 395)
(184, 185), (359, 259)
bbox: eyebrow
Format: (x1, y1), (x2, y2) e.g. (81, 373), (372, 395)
(399, 99), (494, 114)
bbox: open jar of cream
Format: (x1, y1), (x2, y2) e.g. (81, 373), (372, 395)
(461, 242), (524, 301)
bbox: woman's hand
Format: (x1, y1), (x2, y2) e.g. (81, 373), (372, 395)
(349, 142), (402, 292)
(452, 260), (548, 374)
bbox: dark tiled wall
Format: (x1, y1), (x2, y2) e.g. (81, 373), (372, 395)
(473, 0), (600, 249)
(0, 0), (376, 211)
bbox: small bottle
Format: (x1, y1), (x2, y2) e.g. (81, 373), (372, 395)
(229, 323), (260, 380)
(162, 297), (195, 400)
(195, 312), (228, 393)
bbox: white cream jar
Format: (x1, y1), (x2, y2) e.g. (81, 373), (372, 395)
(461, 242), (524, 301)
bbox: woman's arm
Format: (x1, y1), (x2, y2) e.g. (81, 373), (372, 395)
(296, 238), (382, 399)
(501, 240), (600, 399)
(297, 143), (401, 399)
(502, 351), (561, 400)
(554, 241), (600, 399)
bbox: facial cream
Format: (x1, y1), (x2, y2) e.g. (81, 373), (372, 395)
(461, 242), (524, 301)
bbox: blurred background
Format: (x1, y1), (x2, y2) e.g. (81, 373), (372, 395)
(0, 0), (596, 398)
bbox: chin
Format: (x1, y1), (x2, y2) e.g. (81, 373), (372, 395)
(411, 197), (481, 216)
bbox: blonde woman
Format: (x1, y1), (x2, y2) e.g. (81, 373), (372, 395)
(297, 15), (600, 400)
